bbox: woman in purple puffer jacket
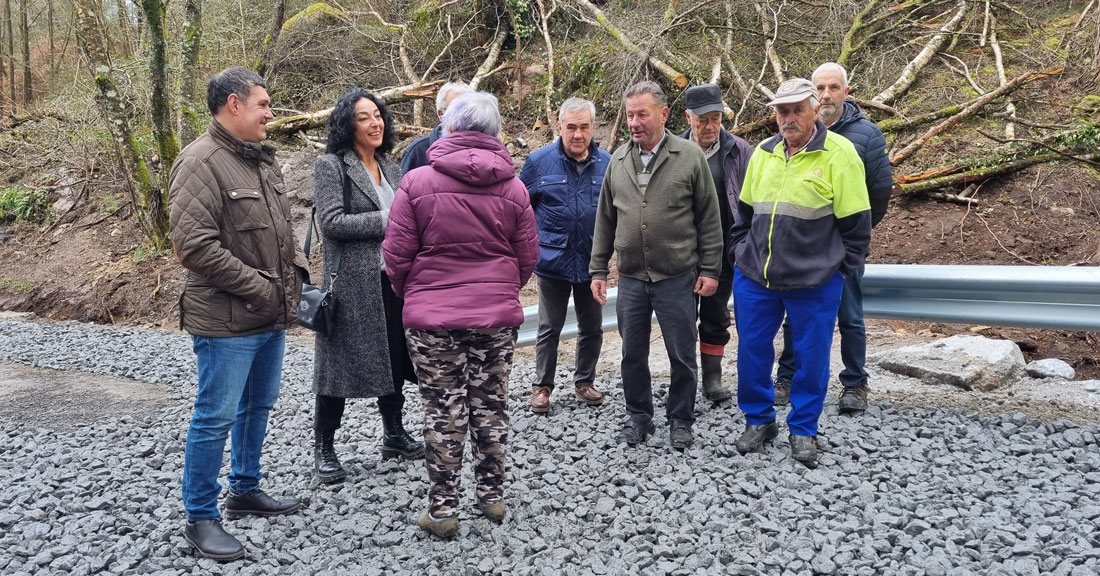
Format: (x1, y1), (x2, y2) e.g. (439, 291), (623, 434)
(382, 91), (538, 538)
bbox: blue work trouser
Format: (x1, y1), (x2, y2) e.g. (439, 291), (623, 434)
(776, 265), (867, 387)
(733, 268), (843, 436)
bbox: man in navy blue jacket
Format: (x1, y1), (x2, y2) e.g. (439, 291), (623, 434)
(773, 62), (893, 414)
(399, 81), (472, 173)
(521, 98), (612, 414)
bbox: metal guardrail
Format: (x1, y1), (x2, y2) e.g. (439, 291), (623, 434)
(515, 265), (1100, 347)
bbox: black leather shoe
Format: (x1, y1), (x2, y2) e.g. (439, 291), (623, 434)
(183, 519), (245, 561)
(735, 421), (780, 454)
(314, 429), (347, 484)
(790, 434), (818, 466)
(224, 489), (304, 519)
(670, 426), (694, 450)
(622, 421), (656, 446)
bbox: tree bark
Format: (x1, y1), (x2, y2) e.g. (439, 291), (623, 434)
(879, 67), (1060, 134)
(5, 0), (15, 114)
(47, 0), (55, 76)
(573, 0), (687, 88)
(470, 25), (507, 90)
(115, 0), (133, 56)
(535, 0), (557, 137)
(872, 1), (969, 104)
(139, 0), (180, 173)
(178, 0), (202, 146)
(74, 0), (166, 248)
(895, 152), (1100, 195)
(254, 0), (285, 78)
(837, 0), (885, 66)
(753, 1), (784, 85)
(19, 0), (29, 105)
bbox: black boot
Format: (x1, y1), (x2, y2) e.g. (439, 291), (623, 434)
(380, 410), (425, 460)
(313, 429), (347, 483)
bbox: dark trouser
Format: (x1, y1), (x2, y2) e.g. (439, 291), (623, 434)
(617, 271), (699, 429)
(534, 275), (604, 389)
(776, 266), (867, 388)
(314, 271), (413, 431)
(406, 327), (516, 518)
(734, 268), (843, 436)
(698, 263), (734, 352)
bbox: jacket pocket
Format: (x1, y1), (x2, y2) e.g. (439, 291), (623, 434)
(224, 187), (270, 231)
(537, 230), (569, 248)
(229, 279), (281, 332)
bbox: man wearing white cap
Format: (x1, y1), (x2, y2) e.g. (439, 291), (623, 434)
(728, 78), (871, 466)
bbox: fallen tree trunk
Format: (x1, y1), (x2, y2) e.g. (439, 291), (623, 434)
(879, 66), (1061, 133)
(266, 80), (444, 136)
(873, 1), (969, 104)
(895, 151), (1100, 195)
(470, 26), (507, 90)
(573, 0), (688, 88)
(889, 66), (1064, 165)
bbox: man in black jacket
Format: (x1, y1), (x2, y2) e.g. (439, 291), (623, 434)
(773, 62), (893, 414)
(680, 84), (753, 404)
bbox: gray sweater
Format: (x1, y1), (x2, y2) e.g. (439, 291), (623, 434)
(590, 129), (723, 282)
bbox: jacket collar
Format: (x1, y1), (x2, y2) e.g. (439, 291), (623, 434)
(555, 137), (603, 166)
(209, 120), (275, 165)
(679, 127), (742, 159)
(340, 150), (401, 209)
(759, 118), (829, 156)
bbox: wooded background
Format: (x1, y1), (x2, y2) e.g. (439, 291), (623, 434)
(0, 0), (1098, 249)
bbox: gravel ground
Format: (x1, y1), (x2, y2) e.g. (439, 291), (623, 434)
(1, 317), (1099, 575)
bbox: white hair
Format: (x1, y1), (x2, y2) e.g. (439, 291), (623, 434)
(812, 62), (849, 87)
(442, 92), (502, 137)
(435, 81), (473, 114)
(558, 97), (596, 124)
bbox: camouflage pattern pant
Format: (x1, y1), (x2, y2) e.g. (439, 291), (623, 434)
(406, 327), (517, 518)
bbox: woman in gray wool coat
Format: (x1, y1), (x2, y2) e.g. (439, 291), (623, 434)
(310, 87), (424, 483)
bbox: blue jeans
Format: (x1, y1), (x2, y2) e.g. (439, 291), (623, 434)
(776, 266), (867, 387)
(617, 271), (699, 429)
(183, 330), (285, 520)
(734, 268), (842, 436)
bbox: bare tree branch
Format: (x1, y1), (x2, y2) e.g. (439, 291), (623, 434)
(873, 1), (969, 104)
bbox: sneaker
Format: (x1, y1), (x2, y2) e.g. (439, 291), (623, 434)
(838, 383), (869, 414)
(417, 507), (459, 538)
(774, 378), (791, 406)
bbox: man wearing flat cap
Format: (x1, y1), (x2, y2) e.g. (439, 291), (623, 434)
(728, 78), (871, 466)
(680, 84), (754, 404)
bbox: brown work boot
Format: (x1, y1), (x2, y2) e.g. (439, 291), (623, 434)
(530, 386), (551, 413)
(574, 384), (604, 406)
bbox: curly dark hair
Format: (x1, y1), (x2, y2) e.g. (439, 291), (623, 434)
(325, 88), (396, 156)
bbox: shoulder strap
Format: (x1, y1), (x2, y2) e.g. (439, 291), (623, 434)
(302, 157), (352, 282)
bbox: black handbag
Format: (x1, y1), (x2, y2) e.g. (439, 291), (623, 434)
(298, 160), (351, 337)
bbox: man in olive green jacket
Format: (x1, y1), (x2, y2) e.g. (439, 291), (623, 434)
(590, 80), (723, 451)
(169, 67), (309, 562)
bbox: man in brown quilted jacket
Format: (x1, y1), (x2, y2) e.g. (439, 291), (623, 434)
(168, 67), (309, 562)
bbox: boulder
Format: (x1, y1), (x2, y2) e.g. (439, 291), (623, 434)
(1025, 359), (1076, 380)
(870, 335), (1025, 391)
